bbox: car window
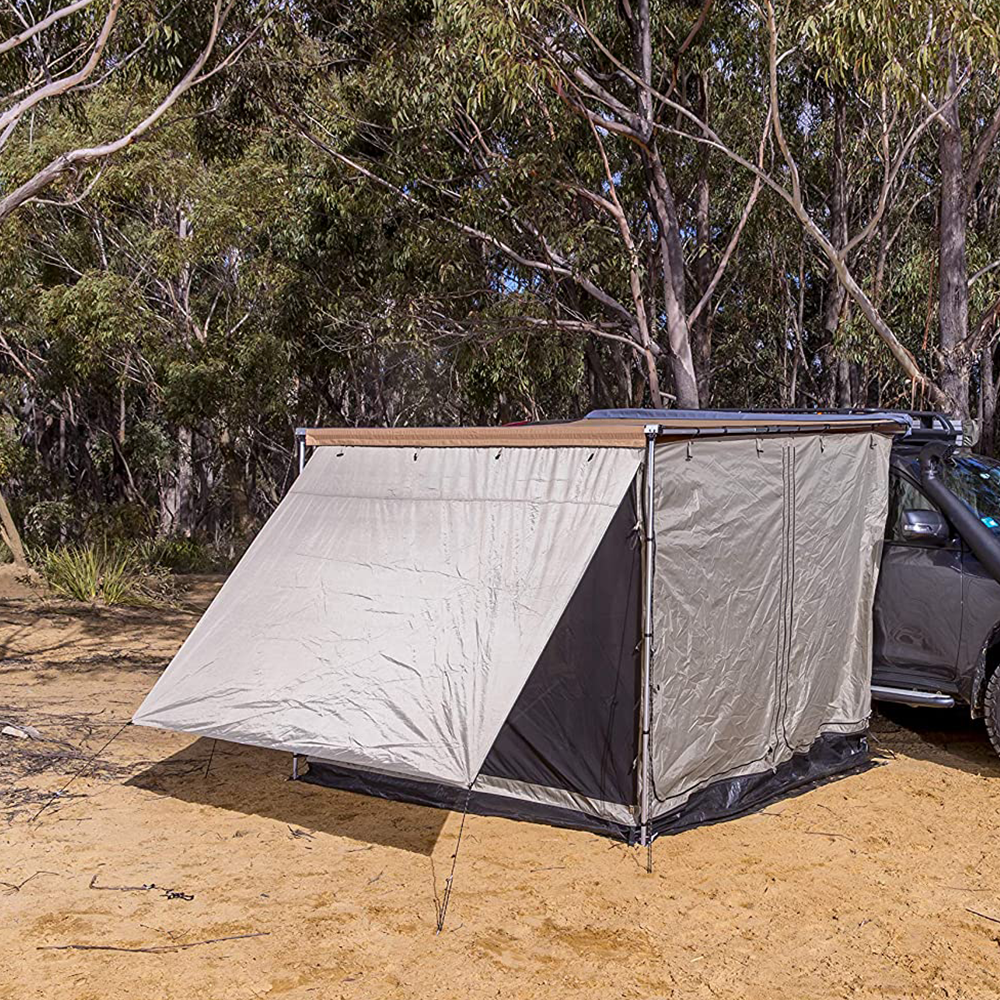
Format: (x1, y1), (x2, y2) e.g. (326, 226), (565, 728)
(941, 454), (1000, 532)
(886, 473), (940, 543)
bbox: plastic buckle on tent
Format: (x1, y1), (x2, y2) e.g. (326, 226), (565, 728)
(755, 437), (764, 456)
(686, 441), (693, 461)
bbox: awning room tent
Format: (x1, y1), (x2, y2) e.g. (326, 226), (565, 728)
(134, 413), (903, 843)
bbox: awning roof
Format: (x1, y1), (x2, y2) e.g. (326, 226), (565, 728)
(302, 415), (906, 449)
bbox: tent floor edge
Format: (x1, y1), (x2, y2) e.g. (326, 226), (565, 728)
(301, 732), (868, 846)
(649, 730), (871, 838)
(302, 761), (635, 841)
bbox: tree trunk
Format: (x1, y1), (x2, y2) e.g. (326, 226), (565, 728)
(220, 428), (253, 539)
(835, 358), (851, 407)
(645, 147), (699, 409)
(0, 487), (27, 567)
(159, 425), (194, 537)
(631, 0), (698, 409)
(692, 71), (714, 406)
(938, 56), (971, 419)
(823, 91), (849, 406)
(983, 342), (997, 456)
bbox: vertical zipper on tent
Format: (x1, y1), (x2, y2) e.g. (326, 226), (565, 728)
(638, 425), (659, 869)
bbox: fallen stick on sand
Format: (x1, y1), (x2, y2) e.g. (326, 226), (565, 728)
(0, 871), (60, 894)
(38, 932), (270, 954)
(88, 874), (193, 899)
(965, 908), (1000, 925)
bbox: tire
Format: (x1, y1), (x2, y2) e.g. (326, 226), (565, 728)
(984, 668), (1000, 758)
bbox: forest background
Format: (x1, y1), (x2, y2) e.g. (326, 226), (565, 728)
(3, 0), (1000, 585)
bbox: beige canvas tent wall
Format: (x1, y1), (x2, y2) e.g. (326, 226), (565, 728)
(134, 413), (902, 842)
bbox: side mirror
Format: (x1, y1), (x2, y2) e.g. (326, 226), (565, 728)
(901, 509), (950, 545)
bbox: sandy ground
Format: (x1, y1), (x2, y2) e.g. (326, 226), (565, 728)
(4, 571), (1000, 999)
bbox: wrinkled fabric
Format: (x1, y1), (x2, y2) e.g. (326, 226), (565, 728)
(133, 446), (641, 786)
(649, 432), (890, 816)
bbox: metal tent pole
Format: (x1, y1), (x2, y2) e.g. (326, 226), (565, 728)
(295, 427), (307, 476)
(639, 424), (658, 865)
(291, 427), (307, 782)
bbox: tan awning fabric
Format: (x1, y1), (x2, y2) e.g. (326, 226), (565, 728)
(133, 445), (641, 786)
(302, 416), (904, 449)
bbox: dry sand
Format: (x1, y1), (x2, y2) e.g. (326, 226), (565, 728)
(3, 571), (1000, 999)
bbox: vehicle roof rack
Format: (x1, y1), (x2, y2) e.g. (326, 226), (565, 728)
(708, 408), (961, 444)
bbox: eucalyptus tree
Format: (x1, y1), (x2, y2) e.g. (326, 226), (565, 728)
(0, 91), (299, 541)
(802, 0), (1000, 421)
(269, 0), (772, 408)
(0, 0), (268, 222)
(0, 0), (273, 555)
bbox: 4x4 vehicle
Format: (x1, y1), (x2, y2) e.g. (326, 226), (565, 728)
(585, 407), (1000, 755)
(871, 410), (1000, 753)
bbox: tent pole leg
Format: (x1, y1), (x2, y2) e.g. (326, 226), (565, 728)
(639, 424), (658, 867)
(292, 753), (299, 780)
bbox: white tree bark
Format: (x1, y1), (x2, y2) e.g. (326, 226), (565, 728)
(0, 0), (249, 225)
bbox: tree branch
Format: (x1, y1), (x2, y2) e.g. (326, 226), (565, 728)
(0, 0), (121, 136)
(288, 115), (640, 331)
(0, 0), (95, 56)
(563, 0), (945, 404)
(0, 0), (237, 224)
(966, 100), (1000, 203)
(688, 108), (771, 327)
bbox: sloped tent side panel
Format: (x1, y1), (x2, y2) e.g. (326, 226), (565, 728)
(475, 481), (642, 826)
(648, 432), (891, 827)
(133, 445), (642, 788)
(308, 484), (643, 836)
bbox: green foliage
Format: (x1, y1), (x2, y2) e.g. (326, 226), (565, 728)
(36, 543), (171, 606)
(23, 499), (75, 549)
(802, 0), (1000, 96)
(6, 0), (1000, 562)
(138, 535), (223, 574)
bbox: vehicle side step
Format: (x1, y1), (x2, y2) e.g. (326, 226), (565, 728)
(871, 685), (956, 709)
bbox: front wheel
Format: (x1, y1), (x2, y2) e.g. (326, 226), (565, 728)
(984, 669), (1000, 758)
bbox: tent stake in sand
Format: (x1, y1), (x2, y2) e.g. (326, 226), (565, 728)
(435, 789), (471, 934)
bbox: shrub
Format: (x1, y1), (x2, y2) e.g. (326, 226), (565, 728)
(137, 535), (221, 574)
(37, 543), (171, 606)
(85, 501), (157, 544)
(24, 498), (75, 548)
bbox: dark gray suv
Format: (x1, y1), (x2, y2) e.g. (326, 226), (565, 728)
(874, 414), (1000, 753)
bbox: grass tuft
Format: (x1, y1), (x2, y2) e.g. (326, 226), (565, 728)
(38, 543), (170, 606)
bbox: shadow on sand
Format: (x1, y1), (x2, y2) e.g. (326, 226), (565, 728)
(127, 737), (450, 856)
(871, 703), (1000, 777)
